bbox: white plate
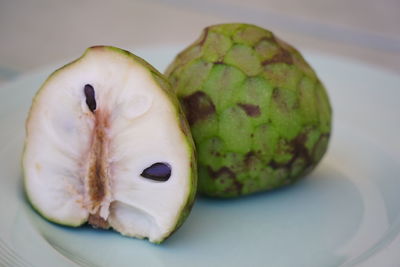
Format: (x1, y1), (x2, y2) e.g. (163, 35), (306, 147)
(0, 45), (399, 267)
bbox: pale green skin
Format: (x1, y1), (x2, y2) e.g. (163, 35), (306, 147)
(23, 46), (197, 243)
(166, 24), (332, 198)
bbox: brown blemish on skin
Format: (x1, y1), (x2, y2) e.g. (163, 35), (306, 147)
(208, 166), (236, 180)
(272, 88), (292, 112)
(238, 103), (261, 117)
(262, 48), (293, 66)
(272, 88), (285, 110)
(229, 180), (243, 195)
(311, 133), (330, 159)
(208, 166), (243, 196)
(290, 133), (313, 169)
(244, 151), (257, 168)
(182, 91), (216, 125)
(225, 180), (243, 196)
(90, 45), (106, 50)
(257, 36), (275, 44)
(270, 132), (313, 172)
(199, 27), (210, 46)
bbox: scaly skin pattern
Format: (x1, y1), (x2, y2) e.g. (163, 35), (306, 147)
(166, 24), (332, 198)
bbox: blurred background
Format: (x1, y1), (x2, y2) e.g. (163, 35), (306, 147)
(0, 0), (399, 85)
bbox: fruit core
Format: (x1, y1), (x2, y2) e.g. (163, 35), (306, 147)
(84, 84), (111, 228)
(83, 84), (172, 228)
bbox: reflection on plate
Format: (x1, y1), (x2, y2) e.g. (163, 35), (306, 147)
(0, 45), (399, 267)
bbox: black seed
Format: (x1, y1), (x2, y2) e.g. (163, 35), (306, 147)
(140, 162), (171, 182)
(84, 84), (96, 112)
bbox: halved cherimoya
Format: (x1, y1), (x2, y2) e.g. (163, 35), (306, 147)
(22, 46), (197, 243)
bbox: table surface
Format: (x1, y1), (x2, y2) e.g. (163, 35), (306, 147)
(0, 0), (399, 84)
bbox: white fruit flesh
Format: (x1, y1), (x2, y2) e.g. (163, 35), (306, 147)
(23, 47), (192, 242)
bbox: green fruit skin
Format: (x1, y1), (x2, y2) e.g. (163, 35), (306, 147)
(165, 24), (332, 198)
(23, 46), (197, 243)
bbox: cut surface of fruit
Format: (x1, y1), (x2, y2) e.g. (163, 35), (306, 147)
(23, 46), (196, 243)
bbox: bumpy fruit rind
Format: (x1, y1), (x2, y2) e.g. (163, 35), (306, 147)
(166, 23), (332, 197)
